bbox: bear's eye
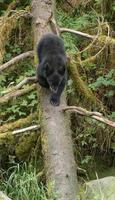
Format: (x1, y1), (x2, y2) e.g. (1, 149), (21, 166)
(45, 63), (54, 76)
(58, 66), (65, 75)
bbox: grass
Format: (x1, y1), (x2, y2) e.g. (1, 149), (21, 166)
(0, 163), (56, 200)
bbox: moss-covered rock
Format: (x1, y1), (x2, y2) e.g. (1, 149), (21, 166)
(82, 176), (115, 200)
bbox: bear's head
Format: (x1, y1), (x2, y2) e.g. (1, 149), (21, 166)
(45, 54), (67, 93)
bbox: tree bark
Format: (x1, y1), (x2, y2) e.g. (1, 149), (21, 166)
(32, 0), (78, 200)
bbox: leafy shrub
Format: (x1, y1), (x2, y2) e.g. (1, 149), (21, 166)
(89, 69), (115, 97)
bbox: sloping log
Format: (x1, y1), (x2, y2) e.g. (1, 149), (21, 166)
(32, 0), (78, 200)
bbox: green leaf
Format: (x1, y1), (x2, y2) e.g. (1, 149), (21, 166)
(30, 100), (37, 107)
(105, 69), (115, 79)
(111, 112), (115, 120)
(5, 53), (12, 61)
(28, 93), (36, 100)
(105, 90), (114, 97)
(21, 100), (28, 106)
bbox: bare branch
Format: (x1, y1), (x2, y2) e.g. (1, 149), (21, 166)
(0, 125), (40, 140)
(0, 84), (36, 105)
(60, 28), (95, 39)
(76, 30), (100, 56)
(0, 112), (38, 133)
(13, 125), (40, 134)
(1, 76), (37, 95)
(0, 51), (34, 72)
(82, 22), (110, 65)
(15, 76), (37, 89)
(50, 17), (60, 36)
(63, 106), (115, 128)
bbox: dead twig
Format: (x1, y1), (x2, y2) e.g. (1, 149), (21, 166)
(13, 125), (40, 134)
(0, 125), (40, 139)
(15, 76), (37, 89)
(1, 76), (37, 95)
(0, 112), (38, 133)
(76, 29), (100, 56)
(63, 106), (115, 128)
(82, 22), (110, 65)
(0, 51), (34, 72)
(60, 28), (95, 39)
(0, 84), (36, 105)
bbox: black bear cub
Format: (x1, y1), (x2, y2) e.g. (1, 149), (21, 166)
(37, 33), (67, 106)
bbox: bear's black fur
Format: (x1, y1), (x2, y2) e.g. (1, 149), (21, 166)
(37, 33), (67, 106)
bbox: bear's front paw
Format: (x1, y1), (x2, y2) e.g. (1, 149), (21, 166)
(50, 95), (60, 106)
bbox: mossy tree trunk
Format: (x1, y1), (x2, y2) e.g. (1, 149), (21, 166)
(32, 0), (78, 200)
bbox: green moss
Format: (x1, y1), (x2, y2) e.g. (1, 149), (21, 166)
(15, 133), (39, 160)
(68, 58), (101, 109)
